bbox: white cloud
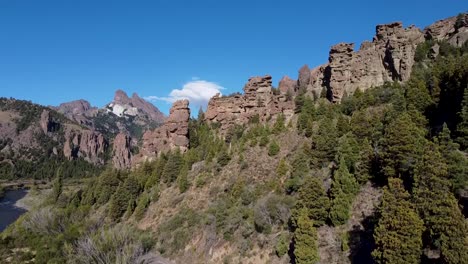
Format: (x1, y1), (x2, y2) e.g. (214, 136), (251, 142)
(145, 79), (224, 111)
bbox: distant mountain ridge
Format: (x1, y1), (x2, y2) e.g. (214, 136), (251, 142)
(54, 89), (166, 140)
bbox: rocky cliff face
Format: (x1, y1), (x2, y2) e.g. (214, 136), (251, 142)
(425, 13), (468, 47)
(205, 75), (294, 135)
(112, 133), (133, 169)
(40, 110), (60, 134)
(63, 127), (108, 164)
(299, 22), (425, 102)
(286, 14), (467, 103)
(137, 100), (191, 163)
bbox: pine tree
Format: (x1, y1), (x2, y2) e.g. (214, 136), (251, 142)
(335, 133), (360, 173)
(336, 114), (351, 137)
(329, 159), (359, 226)
(405, 78), (433, 113)
(177, 165), (189, 193)
(311, 118), (338, 166)
(51, 168), (63, 202)
(145, 154), (167, 189)
(382, 113), (426, 179)
(437, 123), (468, 193)
(372, 178), (424, 264)
(96, 169), (120, 205)
(293, 208), (319, 264)
(413, 143), (468, 264)
(108, 175), (141, 220)
(355, 138), (374, 184)
(456, 87), (468, 149)
(272, 114), (286, 134)
(286, 151), (310, 193)
(162, 150), (184, 183)
(276, 158), (289, 177)
(297, 96), (315, 135)
(293, 176), (330, 226)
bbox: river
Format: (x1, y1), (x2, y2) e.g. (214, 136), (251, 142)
(0, 189), (28, 232)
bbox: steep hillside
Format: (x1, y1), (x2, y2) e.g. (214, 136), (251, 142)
(0, 98), (107, 180)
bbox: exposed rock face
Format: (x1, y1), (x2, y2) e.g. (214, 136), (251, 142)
(63, 128), (108, 164)
(278, 76), (296, 95)
(138, 100), (190, 162)
(55, 99), (97, 126)
(40, 110), (50, 134)
(205, 75), (294, 134)
(57, 99), (93, 117)
(325, 22), (424, 102)
(425, 13), (468, 47)
(112, 133), (133, 169)
(295, 15), (467, 103)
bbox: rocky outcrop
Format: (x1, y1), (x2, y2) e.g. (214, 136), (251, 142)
(55, 99), (96, 126)
(63, 128), (108, 164)
(112, 133), (133, 169)
(205, 75), (294, 134)
(40, 110), (60, 134)
(292, 15), (468, 103)
(424, 13), (468, 47)
(138, 100), (190, 162)
(278, 76), (296, 95)
(56, 99), (93, 117)
(325, 22), (424, 102)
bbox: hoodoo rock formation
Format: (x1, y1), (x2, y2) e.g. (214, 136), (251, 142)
(205, 75), (294, 134)
(137, 100), (191, 163)
(112, 133), (133, 169)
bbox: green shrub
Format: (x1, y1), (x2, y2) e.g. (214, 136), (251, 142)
(268, 141), (280, 156)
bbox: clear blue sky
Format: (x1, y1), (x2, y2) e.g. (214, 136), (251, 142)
(0, 0), (466, 114)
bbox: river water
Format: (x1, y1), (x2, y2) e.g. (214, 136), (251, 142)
(0, 189), (28, 232)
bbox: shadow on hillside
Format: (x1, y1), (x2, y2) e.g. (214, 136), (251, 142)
(348, 212), (378, 264)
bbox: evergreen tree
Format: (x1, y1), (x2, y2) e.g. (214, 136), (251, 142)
(382, 113), (426, 180)
(329, 159), (359, 226)
(413, 143), (468, 264)
(293, 176), (330, 226)
(297, 96), (315, 136)
(161, 150), (184, 183)
(96, 169), (120, 205)
(456, 87), (468, 149)
(286, 151), (309, 193)
(405, 78), (433, 113)
(272, 114), (286, 134)
(372, 178), (424, 264)
(177, 165), (189, 193)
(311, 118), (338, 166)
(293, 208), (319, 264)
(108, 175), (141, 220)
(355, 138), (374, 184)
(51, 168), (63, 202)
(437, 123), (468, 193)
(145, 154), (167, 189)
(335, 133), (360, 173)
(336, 114), (351, 137)
(276, 158), (289, 177)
